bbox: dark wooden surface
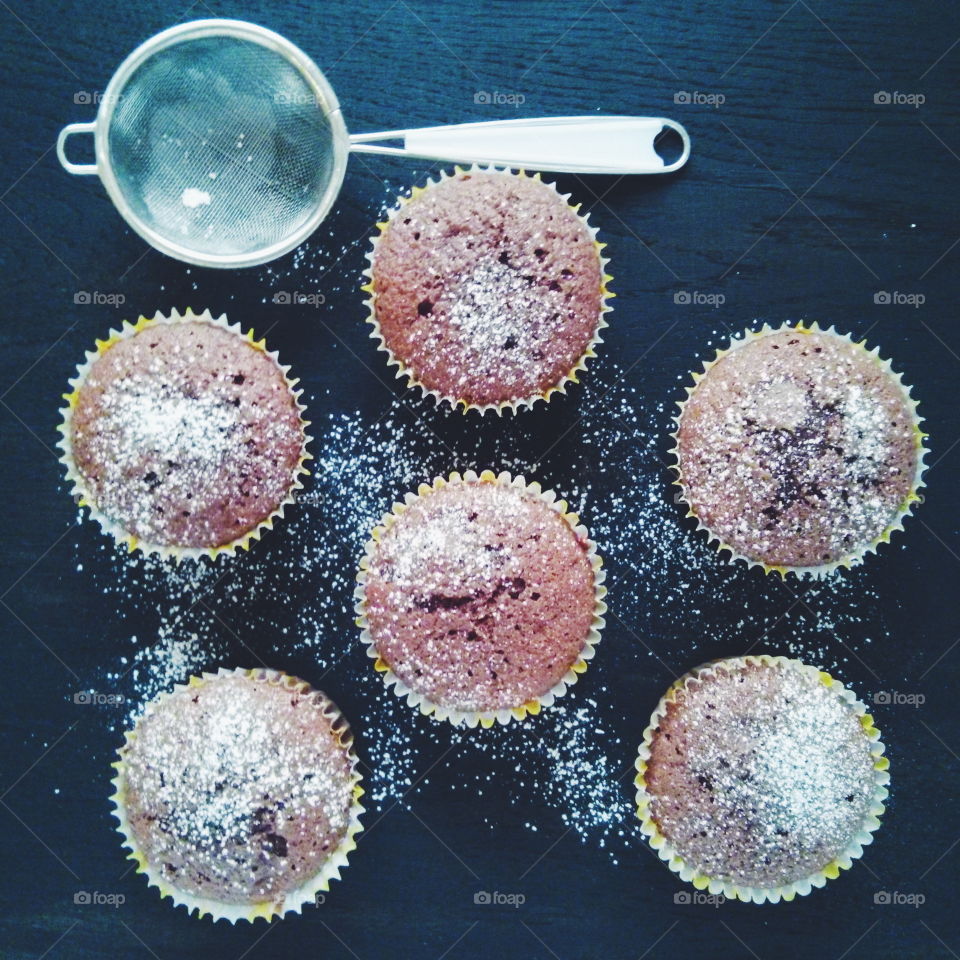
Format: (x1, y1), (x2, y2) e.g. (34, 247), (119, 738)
(2, 1), (959, 957)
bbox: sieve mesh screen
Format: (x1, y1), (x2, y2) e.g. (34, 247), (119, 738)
(106, 35), (336, 257)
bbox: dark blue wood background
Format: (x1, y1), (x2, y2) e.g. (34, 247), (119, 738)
(2, 1), (959, 957)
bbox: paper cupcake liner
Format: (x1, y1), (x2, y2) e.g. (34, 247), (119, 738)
(56, 308), (313, 562)
(634, 654), (890, 904)
(361, 165), (614, 415)
(670, 321), (928, 579)
(111, 667), (365, 923)
(354, 469), (607, 727)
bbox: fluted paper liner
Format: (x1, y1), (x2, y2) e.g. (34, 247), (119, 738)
(57, 308), (313, 561)
(362, 166), (614, 415)
(354, 469), (607, 727)
(111, 667), (365, 923)
(634, 655), (890, 904)
(671, 322), (928, 578)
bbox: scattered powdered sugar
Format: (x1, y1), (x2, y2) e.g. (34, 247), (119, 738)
(442, 693), (641, 863)
(106, 621), (219, 731)
(83, 349), (893, 862)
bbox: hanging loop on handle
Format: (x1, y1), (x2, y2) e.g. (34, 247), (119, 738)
(57, 122), (99, 175)
(348, 115), (690, 174)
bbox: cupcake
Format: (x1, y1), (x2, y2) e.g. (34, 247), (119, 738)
(112, 668), (364, 922)
(672, 323), (926, 576)
(355, 470), (606, 726)
(635, 656), (889, 903)
(363, 167), (613, 413)
(58, 309), (311, 560)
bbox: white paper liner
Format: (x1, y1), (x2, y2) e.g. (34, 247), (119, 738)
(111, 667), (364, 923)
(354, 469), (607, 727)
(671, 322), (928, 578)
(57, 308), (313, 562)
(361, 165), (614, 415)
(634, 655), (890, 904)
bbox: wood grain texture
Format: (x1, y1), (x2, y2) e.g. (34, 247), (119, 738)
(1, 0), (959, 957)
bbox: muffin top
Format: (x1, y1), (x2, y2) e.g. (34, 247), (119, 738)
(69, 319), (305, 550)
(370, 171), (605, 408)
(676, 328), (920, 570)
(362, 479), (598, 713)
(118, 671), (357, 907)
(643, 658), (880, 891)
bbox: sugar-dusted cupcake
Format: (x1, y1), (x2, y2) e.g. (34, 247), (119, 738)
(672, 323), (926, 576)
(363, 167), (613, 413)
(58, 309), (311, 560)
(355, 470), (606, 726)
(635, 656), (889, 903)
(112, 668), (364, 922)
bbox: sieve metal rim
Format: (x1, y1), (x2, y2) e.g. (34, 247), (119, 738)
(92, 18), (350, 269)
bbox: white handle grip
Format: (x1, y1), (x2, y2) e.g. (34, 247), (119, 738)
(57, 121), (99, 175)
(349, 115), (689, 174)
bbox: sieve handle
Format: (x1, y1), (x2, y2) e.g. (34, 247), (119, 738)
(57, 122), (98, 176)
(348, 116), (690, 174)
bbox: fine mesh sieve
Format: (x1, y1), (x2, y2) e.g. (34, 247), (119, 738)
(58, 19), (690, 269)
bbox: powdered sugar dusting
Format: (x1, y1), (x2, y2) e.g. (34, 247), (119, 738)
(106, 389), (238, 465)
(84, 348), (893, 862)
(119, 672), (356, 903)
(442, 260), (559, 386)
(676, 328), (920, 569)
(370, 170), (606, 407)
(644, 659), (879, 888)
(67, 318), (306, 549)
